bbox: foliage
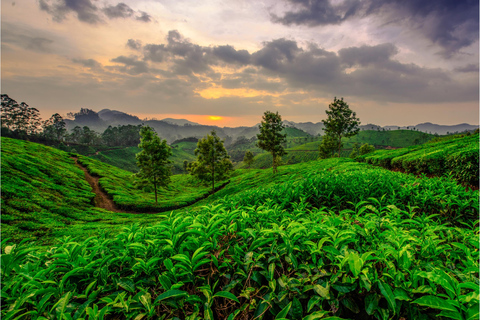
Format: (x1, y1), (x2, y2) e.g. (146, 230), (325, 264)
(358, 133), (479, 185)
(257, 111), (287, 174)
(188, 130), (233, 191)
(359, 143), (375, 155)
(102, 124), (142, 147)
(318, 134), (339, 159)
(2, 156), (478, 319)
(0, 137), (163, 244)
(1, 94), (42, 137)
(322, 97), (360, 154)
(42, 113), (66, 142)
(243, 150), (255, 168)
(135, 126), (173, 203)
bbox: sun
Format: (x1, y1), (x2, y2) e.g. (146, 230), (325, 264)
(209, 116), (223, 121)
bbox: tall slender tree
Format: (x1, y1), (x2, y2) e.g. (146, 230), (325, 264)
(135, 126), (172, 203)
(188, 130), (233, 192)
(256, 111), (287, 174)
(322, 97), (360, 155)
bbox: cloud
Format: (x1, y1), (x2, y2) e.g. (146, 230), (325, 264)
(110, 55), (149, 75)
(272, 0), (479, 58)
(454, 64), (479, 73)
(38, 0), (152, 24)
(39, 0), (101, 24)
(127, 39), (142, 50)
(136, 11), (152, 22)
(72, 58), (103, 70)
(338, 43), (398, 67)
(212, 45), (251, 65)
(1, 23), (55, 53)
(102, 3), (134, 19)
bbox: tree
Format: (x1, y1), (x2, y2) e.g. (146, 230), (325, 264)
(1, 94), (42, 138)
(243, 151), (254, 168)
(135, 126), (172, 203)
(42, 113), (66, 142)
(318, 134), (339, 159)
(359, 143), (375, 155)
(188, 130), (233, 192)
(256, 111), (287, 174)
(322, 97), (360, 155)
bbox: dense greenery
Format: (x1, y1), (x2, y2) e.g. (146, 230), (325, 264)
(357, 133), (479, 186)
(1, 134), (478, 319)
(2, 154), (478, 319)
(0, 137), (162, 244)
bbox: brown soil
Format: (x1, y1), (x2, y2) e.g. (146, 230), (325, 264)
(72, 157), (126, 213)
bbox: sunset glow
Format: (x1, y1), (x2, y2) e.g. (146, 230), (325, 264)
(209, 116), (223, 121)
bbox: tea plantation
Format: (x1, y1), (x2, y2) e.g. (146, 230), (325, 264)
(1, 136), (478, 320)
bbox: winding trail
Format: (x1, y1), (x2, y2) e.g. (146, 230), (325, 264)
(72, 156), (230, 214)
(72, 157), (125, 213)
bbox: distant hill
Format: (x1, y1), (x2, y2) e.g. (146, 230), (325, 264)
(63, 108), (478, 142)
(161, 118), (200, 126)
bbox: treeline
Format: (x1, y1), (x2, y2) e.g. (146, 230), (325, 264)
(1, 94), (142, 154)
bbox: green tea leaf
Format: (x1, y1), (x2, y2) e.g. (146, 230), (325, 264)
(213, 291), (240, 303)
(154, 290), (187, 304)
(275, 302), (292, 319)
(378, 281), (395, 314)
(118, 279), (135, 293)
(412, 295), (457, 312)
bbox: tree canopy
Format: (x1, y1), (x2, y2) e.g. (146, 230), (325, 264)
(322, 97), (360, 155)
(256, 111), (287, 174)
(135, 126), (172, 203)
(188, 130), (233, 191)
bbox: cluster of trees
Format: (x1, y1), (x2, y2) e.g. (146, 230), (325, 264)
(1, 95), (142, 150)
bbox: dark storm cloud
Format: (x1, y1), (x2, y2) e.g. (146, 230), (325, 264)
(102, 3), (134, 19)
(110, 55), (149, 75)
(251, 39), (301, 70)
(38, 0), (152, 24)
(273, 0), (479, 58)
(127, 39), (142, 50)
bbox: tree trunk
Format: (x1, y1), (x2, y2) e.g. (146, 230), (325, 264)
(154, 176), (158, 203)
(212, 159), (215, 192)
(272, 152), (277, 174)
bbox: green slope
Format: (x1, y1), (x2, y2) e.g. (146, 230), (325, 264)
(2, 138), (478, 319)
(89, 145), (196, 174)
(0, 138), (163, 243)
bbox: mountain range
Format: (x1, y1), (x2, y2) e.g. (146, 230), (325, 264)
(65, 109), (478, 143)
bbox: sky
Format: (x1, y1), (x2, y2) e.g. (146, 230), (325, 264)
(1, 0), (479, 127)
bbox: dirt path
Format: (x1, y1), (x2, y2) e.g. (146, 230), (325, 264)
(72, 157), (230, 214)
(72, 157), (125, 213)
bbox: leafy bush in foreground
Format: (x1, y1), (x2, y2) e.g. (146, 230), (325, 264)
(2, 197), (478, 319)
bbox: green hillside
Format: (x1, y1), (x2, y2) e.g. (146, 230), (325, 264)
(358, 133), (479, 185)
(1, 137), (478, 319)
(0, 138), (162, 243)
(237, 130), (434, 169)
(90, 145), (196, 174)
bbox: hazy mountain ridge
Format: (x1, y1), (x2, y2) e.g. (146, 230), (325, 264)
(64, 109), (478, 143)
